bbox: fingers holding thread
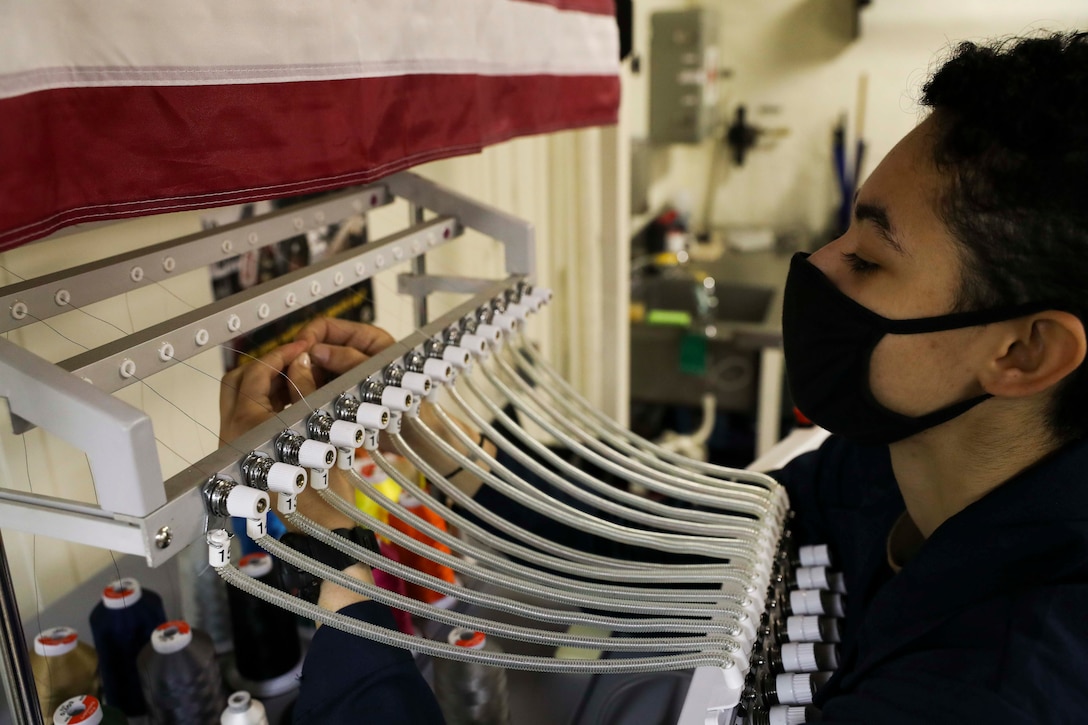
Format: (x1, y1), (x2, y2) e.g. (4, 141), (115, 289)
(296, 316), (395, 357)
(219, 340), (310, 443)
(286, 351), (317, 404)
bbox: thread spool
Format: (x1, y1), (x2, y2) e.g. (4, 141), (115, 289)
(224, 553), (302, 697)
(89, 578), (167, 717)
(388, 491), (457, 604)
(433, 629), (511, 725)
(219, 692), (268, 725)
(53, 695), (128, 725)
(30, 626), (99, 717)
(179, 539), (234, 654)
(138, 620), (226, 724)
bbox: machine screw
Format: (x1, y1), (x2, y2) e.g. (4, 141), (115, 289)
(154, 526), (173, 549)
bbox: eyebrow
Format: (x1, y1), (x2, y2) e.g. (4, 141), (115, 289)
(853, 197), (906, 256)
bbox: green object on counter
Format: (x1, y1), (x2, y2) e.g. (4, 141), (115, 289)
(679, 333), (707, 376)
(646, 309), (692, 327)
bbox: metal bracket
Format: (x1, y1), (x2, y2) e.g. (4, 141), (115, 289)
(0, 338), (165, 517)
(386, 172), (536, 279)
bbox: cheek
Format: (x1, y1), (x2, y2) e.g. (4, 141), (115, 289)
(869, 332), (979, 416)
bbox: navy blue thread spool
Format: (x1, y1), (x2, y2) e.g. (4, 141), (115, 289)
(224, 552), (303, 697)
(89, 577), (167, 717)
(138, 620), (226, 725)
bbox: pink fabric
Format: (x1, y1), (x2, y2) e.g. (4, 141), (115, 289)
(372, 542), (415, 635)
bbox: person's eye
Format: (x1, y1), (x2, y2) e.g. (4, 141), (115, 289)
(842, 251), (879, 274)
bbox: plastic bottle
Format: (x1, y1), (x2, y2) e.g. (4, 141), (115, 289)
(89, 577), (167, 717)
(219, 691), (268, 725)
(29, 626), (99, 717)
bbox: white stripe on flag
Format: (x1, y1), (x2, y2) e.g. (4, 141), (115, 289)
(0, 0), (619, 99)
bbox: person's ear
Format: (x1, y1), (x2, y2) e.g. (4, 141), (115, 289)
(980, 311), (1086, 398)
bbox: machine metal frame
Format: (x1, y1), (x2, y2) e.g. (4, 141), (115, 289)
(0, 172), (797, 725)
(0, 173), (533, 724)
(0, 172), (533, 567)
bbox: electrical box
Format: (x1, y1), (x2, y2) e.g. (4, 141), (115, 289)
(649, 8), (720, 144)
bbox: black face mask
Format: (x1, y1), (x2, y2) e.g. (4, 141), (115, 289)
(782, 252), (1050, 445)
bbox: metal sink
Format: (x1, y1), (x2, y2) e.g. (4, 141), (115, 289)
(708, 283), (774, 323)
(632, 274), (774, 324)
(630, 271), (777, 411)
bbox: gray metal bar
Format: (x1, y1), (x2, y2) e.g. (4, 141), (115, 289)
(386, 172), (536, 279)
(409, 204), (429, 327)
(0, 184), (392, 334)
(397, 273), (501, 297)
(0, 338), (165, 517)
(0, 491), (147, 557)
(58, 216), (461, 395)
(0, 531), (43, 725)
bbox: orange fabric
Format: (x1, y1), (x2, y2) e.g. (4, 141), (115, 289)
(387, 498), (457, 603)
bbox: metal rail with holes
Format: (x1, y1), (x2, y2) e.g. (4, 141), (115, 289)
(0, 172), (534, 565)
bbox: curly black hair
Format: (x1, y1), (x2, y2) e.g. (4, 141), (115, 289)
(921, 31), (1088, 442)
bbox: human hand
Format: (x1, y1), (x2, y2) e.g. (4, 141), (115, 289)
(293, 316), (487, 496)
(217, 338), (356, 531)
(218, 340), (312, 444)
(294, 317), (395, 382)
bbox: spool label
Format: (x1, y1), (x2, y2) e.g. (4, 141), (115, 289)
(156, 621), (191, 635)
(151, 620), (194, 654)
(38, 627), (78, 647)
(238, 552), (274, 578)
(102, 579), (137, 600)
(54, 695), (100, 724)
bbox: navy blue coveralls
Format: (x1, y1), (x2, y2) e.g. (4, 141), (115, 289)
(293, 437), (1088, 724)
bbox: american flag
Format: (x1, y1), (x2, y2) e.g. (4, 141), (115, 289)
(0, 0), (619, 251)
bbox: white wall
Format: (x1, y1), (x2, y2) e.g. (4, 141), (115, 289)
(630, 0), (1088, 240)
(0, 212), (219, 618)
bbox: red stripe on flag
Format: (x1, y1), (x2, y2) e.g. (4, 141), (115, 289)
(0, 73), (618, 250)
(515, 0), (616, 16)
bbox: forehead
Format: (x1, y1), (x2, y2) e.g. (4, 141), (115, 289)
(865, 116), (963, 255)
(861, 114), (968, 313)
(862, 116), (946, 235)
